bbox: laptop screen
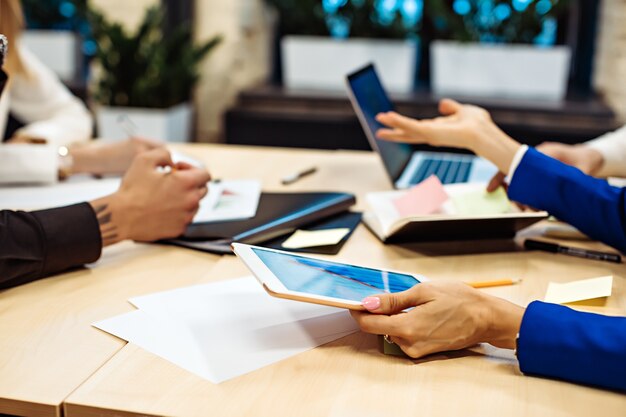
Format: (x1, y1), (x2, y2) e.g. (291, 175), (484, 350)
(347, 64), (414, 183)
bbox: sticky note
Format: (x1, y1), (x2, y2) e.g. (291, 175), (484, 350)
(393, 175), (449, 217)
(544, 275), (613, 305)
(282, 228), (351, 249)
(452, 187), (511, 216)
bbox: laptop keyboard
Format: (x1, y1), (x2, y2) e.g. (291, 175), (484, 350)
(410, 158), (472, 185)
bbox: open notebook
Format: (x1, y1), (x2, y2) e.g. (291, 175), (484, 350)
(364, 182), (548, 243)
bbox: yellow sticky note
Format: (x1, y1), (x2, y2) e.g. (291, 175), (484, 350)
(544, 276), (613, 305)
(452, 187), (511, 216)
(282, 228), (351, 249)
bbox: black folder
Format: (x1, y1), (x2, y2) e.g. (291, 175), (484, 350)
(165, 192), (357, 254)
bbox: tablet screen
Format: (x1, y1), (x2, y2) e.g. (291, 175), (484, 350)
(252, 247), (420, 302)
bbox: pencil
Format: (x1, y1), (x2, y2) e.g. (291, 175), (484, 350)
(466, 278), (521, 289)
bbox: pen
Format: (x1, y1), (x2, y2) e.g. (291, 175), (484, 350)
(281, 167), (317, 185)
(117, 114), (138, 138)
(466, 278), (521, 289)
(524, 239), (622, 264)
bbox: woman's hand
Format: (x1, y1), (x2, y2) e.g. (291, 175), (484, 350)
(71, 137), (164, 176)
(486, 142), (605, 193)
(375, 99), (521, 174)
(376, 99), (493, 148)
(536, 142), (604, 175)
(350, 281), (524, 359)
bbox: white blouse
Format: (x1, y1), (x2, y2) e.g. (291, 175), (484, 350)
(0, 45), (92, 185)
(587, 124), (626, 178)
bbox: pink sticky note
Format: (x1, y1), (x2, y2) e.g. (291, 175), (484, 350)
(393, 175), (449, 217)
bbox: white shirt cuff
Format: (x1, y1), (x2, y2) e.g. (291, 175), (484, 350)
(0, 144), (58, 185)
(585, 125), (626, 178)
(505, 145), (529, 185)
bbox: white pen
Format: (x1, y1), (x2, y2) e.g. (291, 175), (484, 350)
(117, 114), (138, 138)
(281, 167), (318, 185)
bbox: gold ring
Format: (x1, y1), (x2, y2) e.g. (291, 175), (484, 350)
(383, 334), (394, 345)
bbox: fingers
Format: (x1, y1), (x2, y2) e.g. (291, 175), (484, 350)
(197, 185), (209, 200)
(362, 284), (432, 315)
(140, 148), (174, 168)
(174, 168), (212, 188)
(375, 128), (415, 143)
(174, 161), (194, 170)
(130, 136), (163, 150)
(376, 111), (418, 132)
(486, 172), (506, 193)
(438, 98), (462, 116)
(350, 310), (408, 338)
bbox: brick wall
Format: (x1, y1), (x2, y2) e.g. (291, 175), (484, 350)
(594, 0), (626, 122)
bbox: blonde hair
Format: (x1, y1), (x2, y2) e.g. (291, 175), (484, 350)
(0, 0), (26, 75)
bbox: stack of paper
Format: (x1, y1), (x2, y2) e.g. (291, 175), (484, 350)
(93, 277), (357, 383)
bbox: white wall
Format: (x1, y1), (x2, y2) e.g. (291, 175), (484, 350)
(90, 0), (158, 31)
(594, 0), (626, 122)
(193, 0), (273, 142)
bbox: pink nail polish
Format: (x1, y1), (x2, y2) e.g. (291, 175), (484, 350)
(362, 297), (381, 310)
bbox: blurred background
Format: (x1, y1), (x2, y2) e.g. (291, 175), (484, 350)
(12, 0), (625, 149)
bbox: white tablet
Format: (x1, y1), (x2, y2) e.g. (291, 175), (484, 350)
(232, 243), (425, 310)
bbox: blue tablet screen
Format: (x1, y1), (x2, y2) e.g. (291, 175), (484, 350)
(252, 247), (420, 302)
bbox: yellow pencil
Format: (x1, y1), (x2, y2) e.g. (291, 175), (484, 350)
(466, 278), (522, 289)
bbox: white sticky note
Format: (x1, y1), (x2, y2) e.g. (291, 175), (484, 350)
(544, 276), (613, 305)
(282, 228), (351, 249)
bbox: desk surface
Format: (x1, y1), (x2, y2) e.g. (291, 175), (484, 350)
(1, 144), (625, 417)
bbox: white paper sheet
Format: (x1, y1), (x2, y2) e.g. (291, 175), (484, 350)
(194, 180), (261, 223)
(1, 177), (261, 224)
(93, 277), (357, 383)
(0, 177), (121, 210)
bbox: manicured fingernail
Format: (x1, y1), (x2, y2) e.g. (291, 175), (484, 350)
(362, 297), (381, 310)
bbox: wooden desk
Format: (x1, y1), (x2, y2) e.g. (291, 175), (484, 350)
(1, 145), (624, 417)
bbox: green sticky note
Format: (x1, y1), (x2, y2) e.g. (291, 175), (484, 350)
(452, 187), (511, 216)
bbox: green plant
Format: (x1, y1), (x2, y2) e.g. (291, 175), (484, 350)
(266, 0), (420, 39)
(89, 6), (221, 108)
(426, 0), (570, 44)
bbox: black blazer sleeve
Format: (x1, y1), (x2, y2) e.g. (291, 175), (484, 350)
(0, 202), (102, 289)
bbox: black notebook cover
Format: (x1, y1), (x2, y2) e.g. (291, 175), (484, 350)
(165, 192), (357, 254)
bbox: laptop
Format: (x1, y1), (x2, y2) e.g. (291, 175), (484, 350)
(346, 64), (498, 189)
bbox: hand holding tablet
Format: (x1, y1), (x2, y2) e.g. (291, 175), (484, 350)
(232, 243), (424, 310)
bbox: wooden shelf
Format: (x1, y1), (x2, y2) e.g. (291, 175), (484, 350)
(225, 85), (619, 151)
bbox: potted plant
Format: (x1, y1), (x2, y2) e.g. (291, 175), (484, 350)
(267, 0), (421, 93)
(428, 0), (572, 101)
(21, 0), (89, 81)
(88, 6), (221, 142)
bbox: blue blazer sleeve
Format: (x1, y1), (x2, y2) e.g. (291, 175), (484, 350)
(508, 148), (626, 253)
(518, 301), (626, 391)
